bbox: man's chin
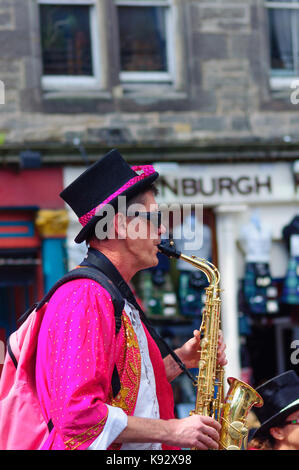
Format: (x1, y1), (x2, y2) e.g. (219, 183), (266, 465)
(153, 255), (159, 266)
(147, 252), (159, 269)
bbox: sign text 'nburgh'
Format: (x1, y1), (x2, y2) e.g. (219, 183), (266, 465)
(159, 175), (272, 197)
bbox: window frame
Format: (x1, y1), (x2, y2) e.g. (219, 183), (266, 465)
(265, 1), (299, 89)
(116, 0), (175, 84)
(38, 0), (102, 91)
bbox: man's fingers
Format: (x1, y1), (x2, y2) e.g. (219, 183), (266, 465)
(193, 330), (201, 343)
(173, 415), (221, 450)
(200, 415), (221, 431)
(203, 423), (220, 440)
(217, 331), (227, 365)
(194, 417), (221, 449)
(195, 429), (219, 450)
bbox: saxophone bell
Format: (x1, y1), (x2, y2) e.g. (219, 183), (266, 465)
(220, 377), (263, 450)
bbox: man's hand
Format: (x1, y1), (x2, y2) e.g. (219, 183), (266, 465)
(167, 414), (221, 450)
(176, 329), (227, 370)
(116, 414), (221, 450)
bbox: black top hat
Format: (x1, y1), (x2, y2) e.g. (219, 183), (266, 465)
(251, 370), (299, 439)
(60, 149), (159, 244)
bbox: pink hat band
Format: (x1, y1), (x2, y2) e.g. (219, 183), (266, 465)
(79, 164), (156, 227)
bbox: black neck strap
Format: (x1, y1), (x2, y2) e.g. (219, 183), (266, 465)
(85, 248), (138, 306)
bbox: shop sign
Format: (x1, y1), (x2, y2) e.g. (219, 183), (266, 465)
(155, 162), (299, 204)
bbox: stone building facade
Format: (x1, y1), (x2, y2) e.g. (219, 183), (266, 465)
(0, 0), (298, 161)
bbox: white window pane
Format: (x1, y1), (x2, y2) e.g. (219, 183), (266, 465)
(118, 6), (168, 73)
(40, 5), (93, 76)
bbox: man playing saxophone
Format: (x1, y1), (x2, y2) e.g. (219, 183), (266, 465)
(29, 150), (228, 450)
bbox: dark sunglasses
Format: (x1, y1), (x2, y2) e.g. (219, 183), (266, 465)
(127, 211), (162, 229)
(284, 419), (299, 426)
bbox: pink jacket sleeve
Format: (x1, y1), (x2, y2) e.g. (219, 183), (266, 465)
(36, 279), (118, 450)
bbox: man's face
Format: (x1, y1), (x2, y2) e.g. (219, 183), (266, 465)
(125, 191), (166, 271)
(270, 408), (299, 450)
(277, 409), (299, 450)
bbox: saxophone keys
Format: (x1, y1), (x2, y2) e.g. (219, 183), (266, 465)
(228, 421), (248, 440)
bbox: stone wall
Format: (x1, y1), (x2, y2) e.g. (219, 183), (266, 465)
(0, 0), (298, 155)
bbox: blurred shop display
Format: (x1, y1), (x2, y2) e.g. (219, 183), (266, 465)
(173, 213), (212, 319)
(237, 212), (299, 387)
(138, 251), (179, 318)
(281, 215), (299, 306)
(135, 210), (212, 322)
(239, 209), (279, 316)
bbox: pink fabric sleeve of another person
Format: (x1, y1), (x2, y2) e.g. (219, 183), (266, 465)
(35, 279), (128, 450)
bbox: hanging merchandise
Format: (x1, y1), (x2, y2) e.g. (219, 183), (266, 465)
(173, 213), (212, 318)
(139, 268), (167, 317)
(239, 209), (279, 315)
(154, 251), (178, 317)
(281, 215), (299, 305)
(139, 270), (159, 316)
(140, 250), (178, 317)
(160, 275), (178, 317)
(237, 280), (252, 336)
(240, 337), (254, 386)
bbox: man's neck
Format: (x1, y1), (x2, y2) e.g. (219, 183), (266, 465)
(274, 441), (294, 450)
(89, 243), (136, 283)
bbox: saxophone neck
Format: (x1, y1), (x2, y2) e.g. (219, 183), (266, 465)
(179, 253), (220, 287)
(158, 239), (220, 287)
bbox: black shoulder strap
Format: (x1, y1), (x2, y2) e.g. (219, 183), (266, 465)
(19, 266), (124, 334)
(13, 262), (125, 440)
(18, 265), (124, 400)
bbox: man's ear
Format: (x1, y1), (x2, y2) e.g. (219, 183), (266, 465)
(269, 426), (285, 441)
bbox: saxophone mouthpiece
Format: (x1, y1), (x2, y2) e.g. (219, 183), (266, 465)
(157, 239), (181, 259)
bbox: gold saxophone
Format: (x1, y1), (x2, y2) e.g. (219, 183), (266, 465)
(158, 240), (263, 450)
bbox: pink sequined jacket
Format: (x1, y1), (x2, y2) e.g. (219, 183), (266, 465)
(35, 279), (178, 450)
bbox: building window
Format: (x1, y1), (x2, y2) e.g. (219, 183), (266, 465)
(265, 1), (299, 88)
(116, 0), (174, 83)
(40, 4), (93, 76)
(38, 0), (101, 90)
